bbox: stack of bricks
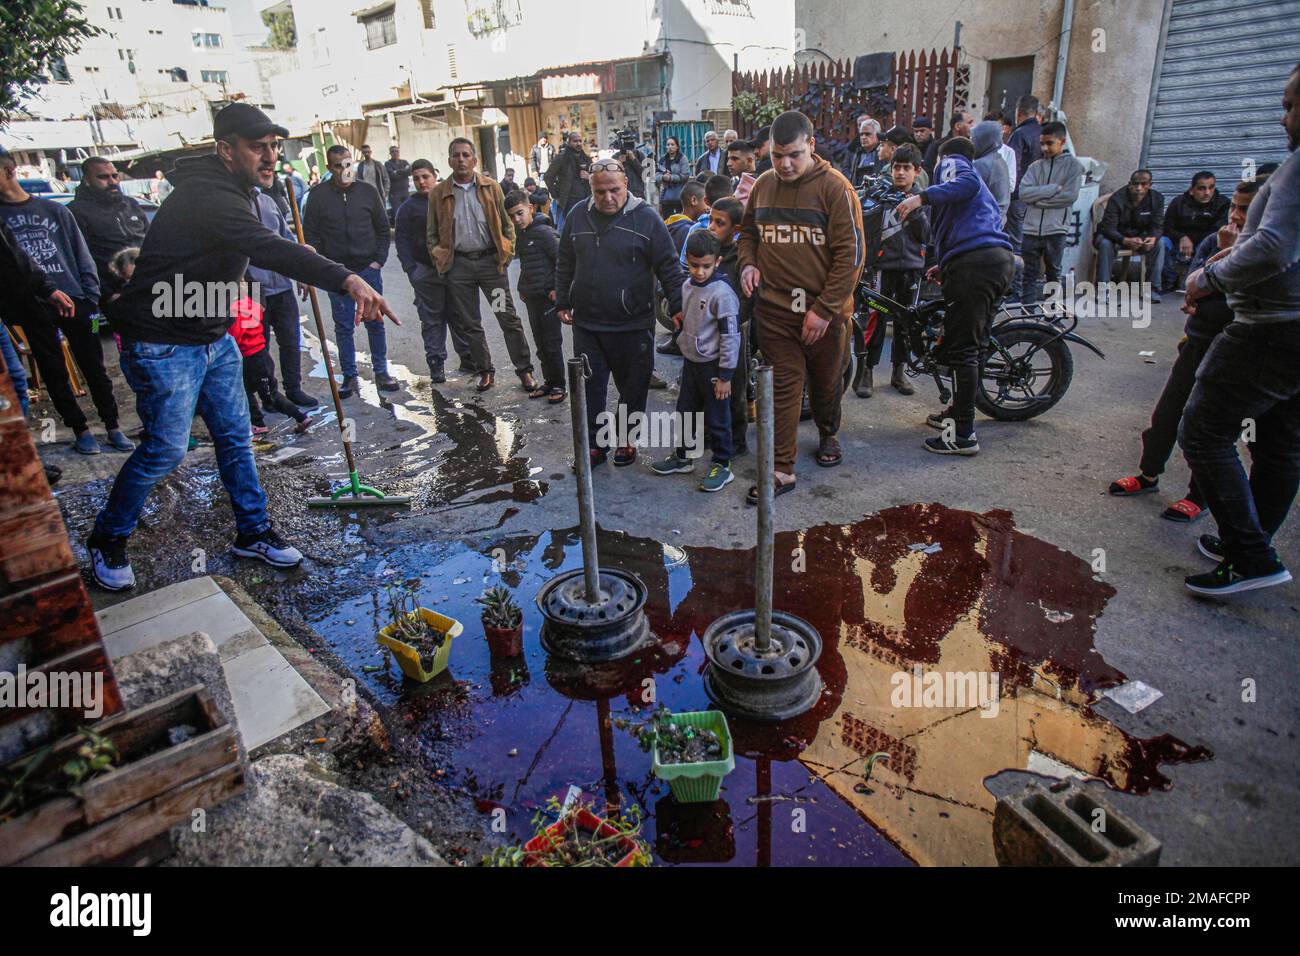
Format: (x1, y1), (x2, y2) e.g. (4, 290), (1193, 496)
(0, 361), (122, 763)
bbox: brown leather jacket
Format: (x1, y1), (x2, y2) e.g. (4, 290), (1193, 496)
(425, 172), (515, 274)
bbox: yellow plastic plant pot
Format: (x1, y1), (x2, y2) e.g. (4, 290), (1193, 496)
(377, 608), (462, 682)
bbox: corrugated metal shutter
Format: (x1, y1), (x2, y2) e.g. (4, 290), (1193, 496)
(1142, 0), (1300, 200)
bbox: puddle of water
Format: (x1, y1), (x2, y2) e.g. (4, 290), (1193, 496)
(310, 503), (1211, 867)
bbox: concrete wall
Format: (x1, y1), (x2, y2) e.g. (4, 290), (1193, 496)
(794, 0), (1166, 190)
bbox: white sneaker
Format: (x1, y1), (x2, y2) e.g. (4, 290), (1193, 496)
(232, 527), (303, 568)
(87, 533), (136, 591)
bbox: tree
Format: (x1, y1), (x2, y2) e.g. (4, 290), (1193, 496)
(0, 1), (101, 121)
(261, 10), (297, 50)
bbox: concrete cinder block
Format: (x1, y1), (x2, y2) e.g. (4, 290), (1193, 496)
(993, 778), (1161, 867)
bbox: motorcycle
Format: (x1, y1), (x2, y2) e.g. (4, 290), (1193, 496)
(849, 178), (1104, 421)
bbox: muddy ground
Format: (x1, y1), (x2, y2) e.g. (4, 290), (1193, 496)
(36, 256), (1298, 866)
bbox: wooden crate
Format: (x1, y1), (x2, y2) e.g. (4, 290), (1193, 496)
(0, 685), (243, 866)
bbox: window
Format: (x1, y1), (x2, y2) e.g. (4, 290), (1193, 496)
(49, 57), (71, 82)
(447, 44), (457, 79)
(169, 67), (188, 82)
(84, 66), (101, 73)
(420, 0), (436, 29)
(361, 10), (397, 50)
(201, 69), (229, 84)
(192, 32), (223, 49)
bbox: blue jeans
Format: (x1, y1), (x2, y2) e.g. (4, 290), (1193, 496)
(1159, 236), (1192, 291)
(95, 335), (269, 539)
(326, 265), (388, 378)
(1179, 320), (1300, 569)
(1, 322), (28, 416)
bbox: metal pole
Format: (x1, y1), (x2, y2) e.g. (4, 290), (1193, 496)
(754, 365), (774, 650)
(1052, 0), (1077, 113)
(567, 357), (602, 602)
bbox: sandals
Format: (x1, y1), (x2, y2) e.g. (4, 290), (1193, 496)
(527, 384), (549, 399)
(1108, 475), (1158, 496)
(746, 476), (796, 506)
(546, 387), (567, 404)
(815, 434), (842, 468)
(1162, 498), (1205, 523)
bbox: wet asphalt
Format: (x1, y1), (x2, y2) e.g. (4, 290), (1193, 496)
(39, 252), (1299, 866)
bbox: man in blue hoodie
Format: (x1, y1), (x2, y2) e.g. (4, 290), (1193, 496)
(897, 137), (1015, 456)
(0, 148), (132, 456)
(556, 160), (684, 467)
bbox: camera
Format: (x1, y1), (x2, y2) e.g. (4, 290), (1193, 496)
(609, 127), (639, 153)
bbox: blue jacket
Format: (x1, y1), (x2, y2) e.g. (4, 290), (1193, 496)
(555, 194), (684, 331)
(678, 212), (712, 267)
(0, 195), (100, 301)
(921, 154), (1012, 268)
(246, 190), (294, 296)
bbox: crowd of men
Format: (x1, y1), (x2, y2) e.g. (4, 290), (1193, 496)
(2, 62), (1297, 601)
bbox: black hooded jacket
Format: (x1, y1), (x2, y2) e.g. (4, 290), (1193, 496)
(67, 180), (149, 294)
(106, 154), (352, 345)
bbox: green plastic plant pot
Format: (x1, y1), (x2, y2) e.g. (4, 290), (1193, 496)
(377, 608), (461, 682)
(651, 710), (735, 804)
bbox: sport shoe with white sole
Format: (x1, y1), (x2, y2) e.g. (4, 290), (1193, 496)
(1196, 534), (1224, 562)
(86, 532), (136, 591)
(1185, 559), (1292, 596)
(232, 527), (303, 568)
(924, 434), (980, 456)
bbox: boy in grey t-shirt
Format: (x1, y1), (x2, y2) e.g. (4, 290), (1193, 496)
(652, 230), (740, 492)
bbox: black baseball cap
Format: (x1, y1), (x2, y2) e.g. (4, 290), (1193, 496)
(213, 103), (288, 141)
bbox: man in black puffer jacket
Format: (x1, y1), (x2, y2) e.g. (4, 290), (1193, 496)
(555, 161), (683, 467)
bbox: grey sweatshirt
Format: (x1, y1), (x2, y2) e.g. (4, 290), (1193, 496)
(1018, 151), (1084, 237)
(679, 272), (741, 380)
(1204, 148), (1300, 324)
(971, 121), (1010, 226)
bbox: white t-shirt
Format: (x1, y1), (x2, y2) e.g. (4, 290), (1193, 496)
(999, 143), (1018, 192)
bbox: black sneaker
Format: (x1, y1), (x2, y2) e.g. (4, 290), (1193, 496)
(285, 387), (320, 408)
(428, 359), (446, 384)
(337, 375), (359, 399)
(1185, 559), (1292, 596)
(926, 408), (955, 430)
(1196, 534), (1224, 562)
(86, 532), (136, 591)
(655, 336), (682, 356)
(232, 527), (304, 568)
(375, 372), (401, 392)
(924, 434), (980, 456)
(648, 373), (668, 390)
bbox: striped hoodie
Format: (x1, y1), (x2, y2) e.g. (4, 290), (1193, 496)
(737, 154), (865, 323)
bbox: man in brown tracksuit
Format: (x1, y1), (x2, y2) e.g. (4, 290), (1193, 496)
(427, 136), (536, 392)
(738, 110), (864, 499)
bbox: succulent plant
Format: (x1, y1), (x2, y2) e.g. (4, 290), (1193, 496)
(476, 585), (522, 629)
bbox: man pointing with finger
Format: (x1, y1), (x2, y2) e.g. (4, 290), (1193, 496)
(87, 103), (400, 592)
(738, 110), (864, 501)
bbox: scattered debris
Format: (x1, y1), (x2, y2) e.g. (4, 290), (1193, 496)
(1101, 680), (1164, 714)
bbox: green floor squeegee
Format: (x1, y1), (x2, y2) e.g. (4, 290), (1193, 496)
(283, 176), (410, 510)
